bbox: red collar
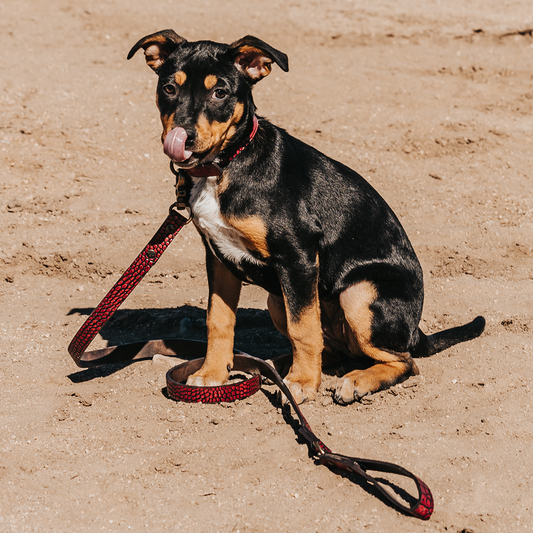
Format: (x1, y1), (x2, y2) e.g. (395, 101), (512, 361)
(184, 115), (259, 178)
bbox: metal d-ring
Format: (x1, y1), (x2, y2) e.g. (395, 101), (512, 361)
(169, 202), (193, 225)
(169, 160), (180, 177)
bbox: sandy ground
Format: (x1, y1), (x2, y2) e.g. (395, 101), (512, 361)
(1, 0), (533, 531)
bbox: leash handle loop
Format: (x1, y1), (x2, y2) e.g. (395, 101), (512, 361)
(318, 452), (434, 520)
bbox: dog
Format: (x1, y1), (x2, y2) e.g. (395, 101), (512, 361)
(128, 30), (485, 405)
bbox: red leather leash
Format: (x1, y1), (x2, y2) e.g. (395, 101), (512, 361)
(68, 205), (189, 363)
(67, 204), (434, 521)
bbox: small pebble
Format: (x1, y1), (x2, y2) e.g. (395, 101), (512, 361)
(152, 354), (178, 367)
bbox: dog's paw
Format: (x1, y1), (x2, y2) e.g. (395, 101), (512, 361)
(186, 370), (228, 387)
(280, 377), (318, 405)
(334, 373), (371, 405)
(334, 362), (416, 405)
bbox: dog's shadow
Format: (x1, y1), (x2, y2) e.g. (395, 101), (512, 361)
(66, 304), (376, 382)
(66, 305), (291, 382)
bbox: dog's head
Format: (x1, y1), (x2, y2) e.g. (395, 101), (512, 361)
(128, 30), (288, 168)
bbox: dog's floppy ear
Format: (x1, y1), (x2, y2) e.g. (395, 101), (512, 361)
(229, 36), (289, 83)
(127, 29), (186, 73)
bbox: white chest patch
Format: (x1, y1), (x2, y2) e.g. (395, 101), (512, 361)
(189, 176), (265, 267)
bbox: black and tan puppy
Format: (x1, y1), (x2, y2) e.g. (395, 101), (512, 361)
(128, 30), (485, 405)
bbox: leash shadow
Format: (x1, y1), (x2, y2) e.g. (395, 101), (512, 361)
(331, 468), (419, 513)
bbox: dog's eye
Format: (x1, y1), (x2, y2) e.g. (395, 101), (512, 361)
(163, 84), (176, 95)
(212, 89), (228, 100)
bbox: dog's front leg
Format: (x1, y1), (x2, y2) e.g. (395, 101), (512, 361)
(276, 259), (323, 404)
(187, 252), (242, 387)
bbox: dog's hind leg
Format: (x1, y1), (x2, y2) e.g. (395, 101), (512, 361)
(267, 293), (288, 337)
(334, 281), (419, 405)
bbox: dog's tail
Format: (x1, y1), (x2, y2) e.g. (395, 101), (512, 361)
(411, 316), (485, 357)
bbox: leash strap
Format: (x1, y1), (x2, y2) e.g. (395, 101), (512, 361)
(167, 353), (433, 520)
(67, 207), (434, 520)
(68, 206), (188, 363)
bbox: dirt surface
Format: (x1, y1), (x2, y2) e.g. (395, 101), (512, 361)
(1, 1), (533, 531)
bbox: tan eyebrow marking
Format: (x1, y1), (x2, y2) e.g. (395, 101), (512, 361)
(175, 71), (187, 85)
(204, 74), (218, 90)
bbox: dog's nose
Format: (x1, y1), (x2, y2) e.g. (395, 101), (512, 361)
(184, 128), (196, 146)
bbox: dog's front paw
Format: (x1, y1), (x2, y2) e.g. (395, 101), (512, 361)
(186, 368), (228, 387)
(280, 377), (319, 405)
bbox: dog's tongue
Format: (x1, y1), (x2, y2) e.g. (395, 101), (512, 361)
(163, 127), (193, 162)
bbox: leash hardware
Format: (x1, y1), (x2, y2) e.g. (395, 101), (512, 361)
(169, 160), (181, 177)
(169, 202), (193, 225)
(170, 161), (192, 210)
(299, 426), (326, 455)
